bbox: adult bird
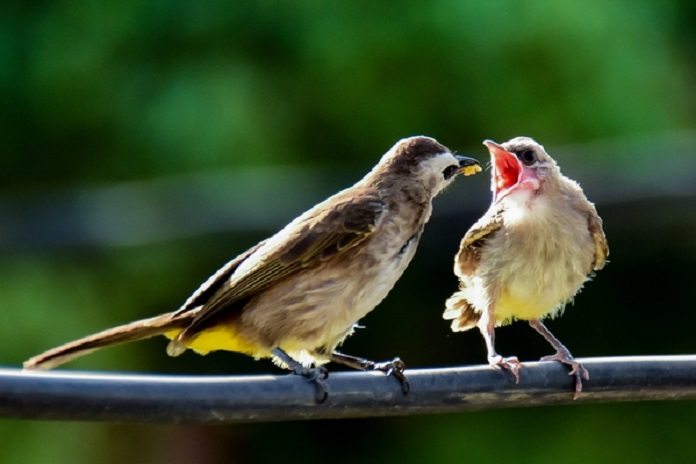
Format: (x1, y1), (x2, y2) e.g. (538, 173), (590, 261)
(25, 136), (481, 401)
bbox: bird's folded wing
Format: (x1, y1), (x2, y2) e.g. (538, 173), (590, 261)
(587, 205), (609, 271)
(170, 239), (269, 318)
(178, 192), (386, 337)
(454, 205), (504, 278)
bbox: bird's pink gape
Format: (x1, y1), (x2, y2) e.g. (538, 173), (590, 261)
(485, 140), (521, 202)
(485, 140), (540, 202)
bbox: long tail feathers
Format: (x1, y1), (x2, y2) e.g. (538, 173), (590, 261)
(23, 311), (191, 371)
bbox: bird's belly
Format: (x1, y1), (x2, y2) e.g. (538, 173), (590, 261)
(267, 270), (403, 366)
(493, 260), (587, 324)
(242, 248), (413, 361)
(484, 202), (595, 325)
(495, 287), (561, 322)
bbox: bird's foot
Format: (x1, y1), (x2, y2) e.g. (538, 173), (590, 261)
(290, 365), (330, 403)
(488, 354), (522, 383)
(273, 347), (330, 402)
(540, 350), (589, 399)
(367, 357), (410, 395)
(329, 352), (410, 395)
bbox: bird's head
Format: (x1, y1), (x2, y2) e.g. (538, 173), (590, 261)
(378, 136), (481, 197)
(484, 137), (558, 203)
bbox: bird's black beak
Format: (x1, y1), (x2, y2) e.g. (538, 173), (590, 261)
(456, 155), (482, 176)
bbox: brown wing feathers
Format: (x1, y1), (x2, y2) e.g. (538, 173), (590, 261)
(444, 206), (504, 332)
(172, 194), (385, 346)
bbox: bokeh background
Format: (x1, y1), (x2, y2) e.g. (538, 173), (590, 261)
(2, 1), (695, 463)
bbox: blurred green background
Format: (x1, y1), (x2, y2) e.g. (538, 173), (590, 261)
(1, 1), (695, 463)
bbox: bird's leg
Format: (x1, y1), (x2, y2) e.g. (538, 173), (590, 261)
(329, 351), (410, 395)
(272, 347), (329, 403)
(529, 319), (589, 399)
(478, 308), (521, 382)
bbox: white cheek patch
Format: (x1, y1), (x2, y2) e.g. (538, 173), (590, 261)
(420, 152), (462, 194)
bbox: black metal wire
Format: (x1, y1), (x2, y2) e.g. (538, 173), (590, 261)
(1, 355), (695, 424)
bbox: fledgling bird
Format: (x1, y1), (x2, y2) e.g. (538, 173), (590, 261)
(24, 136), (481, 401)
(444, 137), (608, 398)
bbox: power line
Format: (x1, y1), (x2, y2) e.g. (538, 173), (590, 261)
(2, 355), (695, 424)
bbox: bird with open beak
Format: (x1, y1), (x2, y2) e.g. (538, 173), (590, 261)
(24, 136), (481, 402)
(444, 137), (608, 398)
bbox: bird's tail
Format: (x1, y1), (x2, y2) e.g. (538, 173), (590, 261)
(443, 291), (480, 332)
(23, 311), (192, 370)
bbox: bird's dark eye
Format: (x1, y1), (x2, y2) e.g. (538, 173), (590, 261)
(443, 165), (459, 180)
(518, 150), (536, 166)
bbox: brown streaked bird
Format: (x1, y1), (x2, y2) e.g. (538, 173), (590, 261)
(444, 136), (608, 398)
(24, 136), (481, 401)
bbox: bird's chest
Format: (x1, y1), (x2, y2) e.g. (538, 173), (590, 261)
(292, 207), (426, 350)
(486, 195), (594, 321)
(353, 208), (426, 311)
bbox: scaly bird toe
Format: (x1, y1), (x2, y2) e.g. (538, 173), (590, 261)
(540, 351), (589, 399)
(291, 365), (330, 403)
(330, 352), (410, 395)
(488, 355), (522, 383)
(371, 357), (410, 395)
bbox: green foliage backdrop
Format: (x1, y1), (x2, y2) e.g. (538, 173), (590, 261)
(1, 1), (695, 463)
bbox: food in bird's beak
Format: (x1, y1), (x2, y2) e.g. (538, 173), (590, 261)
(461, 164), (482, 176)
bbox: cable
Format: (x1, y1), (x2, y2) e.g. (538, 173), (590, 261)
(1, 355), (695, 423)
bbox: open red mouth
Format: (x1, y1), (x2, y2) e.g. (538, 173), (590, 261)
(484, 140), (521, 198)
